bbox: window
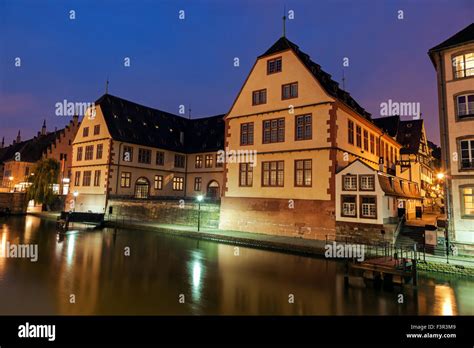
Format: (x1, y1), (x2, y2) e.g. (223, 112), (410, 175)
(267, 57), (282, 74)
(154, 175), (163, 190)
(216, 154), (223, 167)
(96, 144), (103, 159)
(356, 126), (362, 148)
(363, 130), (369, 151)
(360, 175), (375, 191)
(82, 171), (91, 186)
(452, 52), (474, 79)
(156, 151), (164, 166)
(123, 146), (133, 162)
(135, 177), (149, 199)
(74, 171), (81, 186)
(370, 134), (375, 154)
(252, 89), (267, 105)
(76, 147), (83, 161)
(262, 161), (284, 187)
(282, 82), (298, 99)
(360, 196), (377, 218)
(60, 153), (67, 161)
(138, 148), (151, 164)
(376, 138), (380, 156)
(93, 125), (100, 135)
(93, 170), (101, 186)
(205, 154), (213, 168)
(194, 177), (202, 191)
(263, 118), (285, 143)
(175, 154), (185, 168)
(84, 145), (94, 160)
(295, 160), (312, 187)
(121, 172), (131, 188)
(239, 163), (253, 187)
(341, 195), (357, 217)
(460, 139), (474, 169)
(173, 176), (184, 191)
(343, 175), (357, 191)
(380, 141), (385, 158)
(348, 120), (354, 145)
(456, 94), (474, 118)
(240, 122), (254, 145)
(295, 114), (312, 140)
(390, 147), (394, 165)
(461, 186), (474, 218)
(83, 127), (89, 137)
(195, 155), (203, 168)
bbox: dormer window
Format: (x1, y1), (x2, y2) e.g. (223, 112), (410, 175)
(452, 52), (474, 79)
(267, 57), (282, 74)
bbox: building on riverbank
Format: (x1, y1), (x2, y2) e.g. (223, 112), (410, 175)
(219, 36), (412, 240)
(373, 116), (437, 209)
(67, 94), (224, 213)
(428, 23), (474, 246)
(0, 118), (80, 194)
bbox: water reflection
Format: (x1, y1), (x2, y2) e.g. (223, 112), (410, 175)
(0, 216), (472, 316)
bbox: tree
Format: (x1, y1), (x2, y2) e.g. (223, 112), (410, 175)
(27, 158), (60, 206)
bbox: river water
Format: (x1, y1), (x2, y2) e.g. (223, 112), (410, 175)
(0, 215), (472, 315)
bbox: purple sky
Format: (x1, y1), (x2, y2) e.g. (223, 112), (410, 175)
(1, 0), (473, 146)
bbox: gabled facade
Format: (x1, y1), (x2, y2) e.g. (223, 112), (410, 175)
(373, 116), (436, 207)
(429, 23), (474, 244)
(219, 37), (402, 239)
(67, 94), (224, 213)
(0, 118), (80, 194)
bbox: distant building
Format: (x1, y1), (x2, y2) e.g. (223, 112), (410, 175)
(220, 36), (409, 239)
(68, 94), (224, 213)
(429, 23), (474, 244)
(0, 118), (80, 194)
(373, 116), (436, 208)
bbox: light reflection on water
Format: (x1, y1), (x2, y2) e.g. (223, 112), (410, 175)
(0, 215), (473, 316)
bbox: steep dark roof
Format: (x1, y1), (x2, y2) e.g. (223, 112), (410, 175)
(429, 23), (474, 52)
(373, 116), (425, 155)
(259, 36), (371, 120)
(372, 116), (400, 137)
(96, 94), (224, 153)
(396, 120), (424, 155)
(0, 130), (62, 164)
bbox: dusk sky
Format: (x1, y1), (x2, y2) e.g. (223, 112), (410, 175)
(1, 0), (473, 146)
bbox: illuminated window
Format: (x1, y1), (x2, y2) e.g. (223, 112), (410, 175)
(120, 172), (131, 188)
(461, 186), (474, 218)
(452, 52), (474, 79)
(173, 176), (184, 191)
(356, 126), (362, 148)
(194, 177), (202, 191)
(262, 161), (284, 187)
(295, 159), (312, 187)
(195, 155), (203, 168)
(154, 175), (163, 190)
(239, 163), (253, 187)
(205, 154), (213, 168)
(348, 120), (354, 145)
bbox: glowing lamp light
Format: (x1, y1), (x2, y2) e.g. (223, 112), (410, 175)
(197, 195), (204, 202)
(436, 173), (445, 180)
(73, 191), (79, 197)
(62, 178), (70, 183)
(8, 176), (13, 181)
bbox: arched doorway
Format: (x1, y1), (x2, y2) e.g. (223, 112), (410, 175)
(207, 180), (220, 199)
(134, 177), (150, 199)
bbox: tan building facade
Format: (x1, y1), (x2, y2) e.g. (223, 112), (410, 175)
(67, 94), (224, 213)
(220, 37), (403, 239)
(429, 23), (474, 244)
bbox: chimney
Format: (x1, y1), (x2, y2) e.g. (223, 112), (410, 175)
(41, 119), (46, 136)
(73, 115), (79, 126)
(16, 130), (21, 143)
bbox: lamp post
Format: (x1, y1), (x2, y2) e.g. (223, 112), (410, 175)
(73, 191), (79, 212)
(196, 195), (204, 232)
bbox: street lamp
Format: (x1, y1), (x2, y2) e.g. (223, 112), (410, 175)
(73, 191), (79, 212)
(196, 195), (204, 232)
(436, 172), (445, 180)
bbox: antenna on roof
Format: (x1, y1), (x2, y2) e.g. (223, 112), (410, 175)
(282, 6), (287, 38)
(188, 104), (192, 120)
(105, 76), (109, 94)
(342, 69), (346, 91)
